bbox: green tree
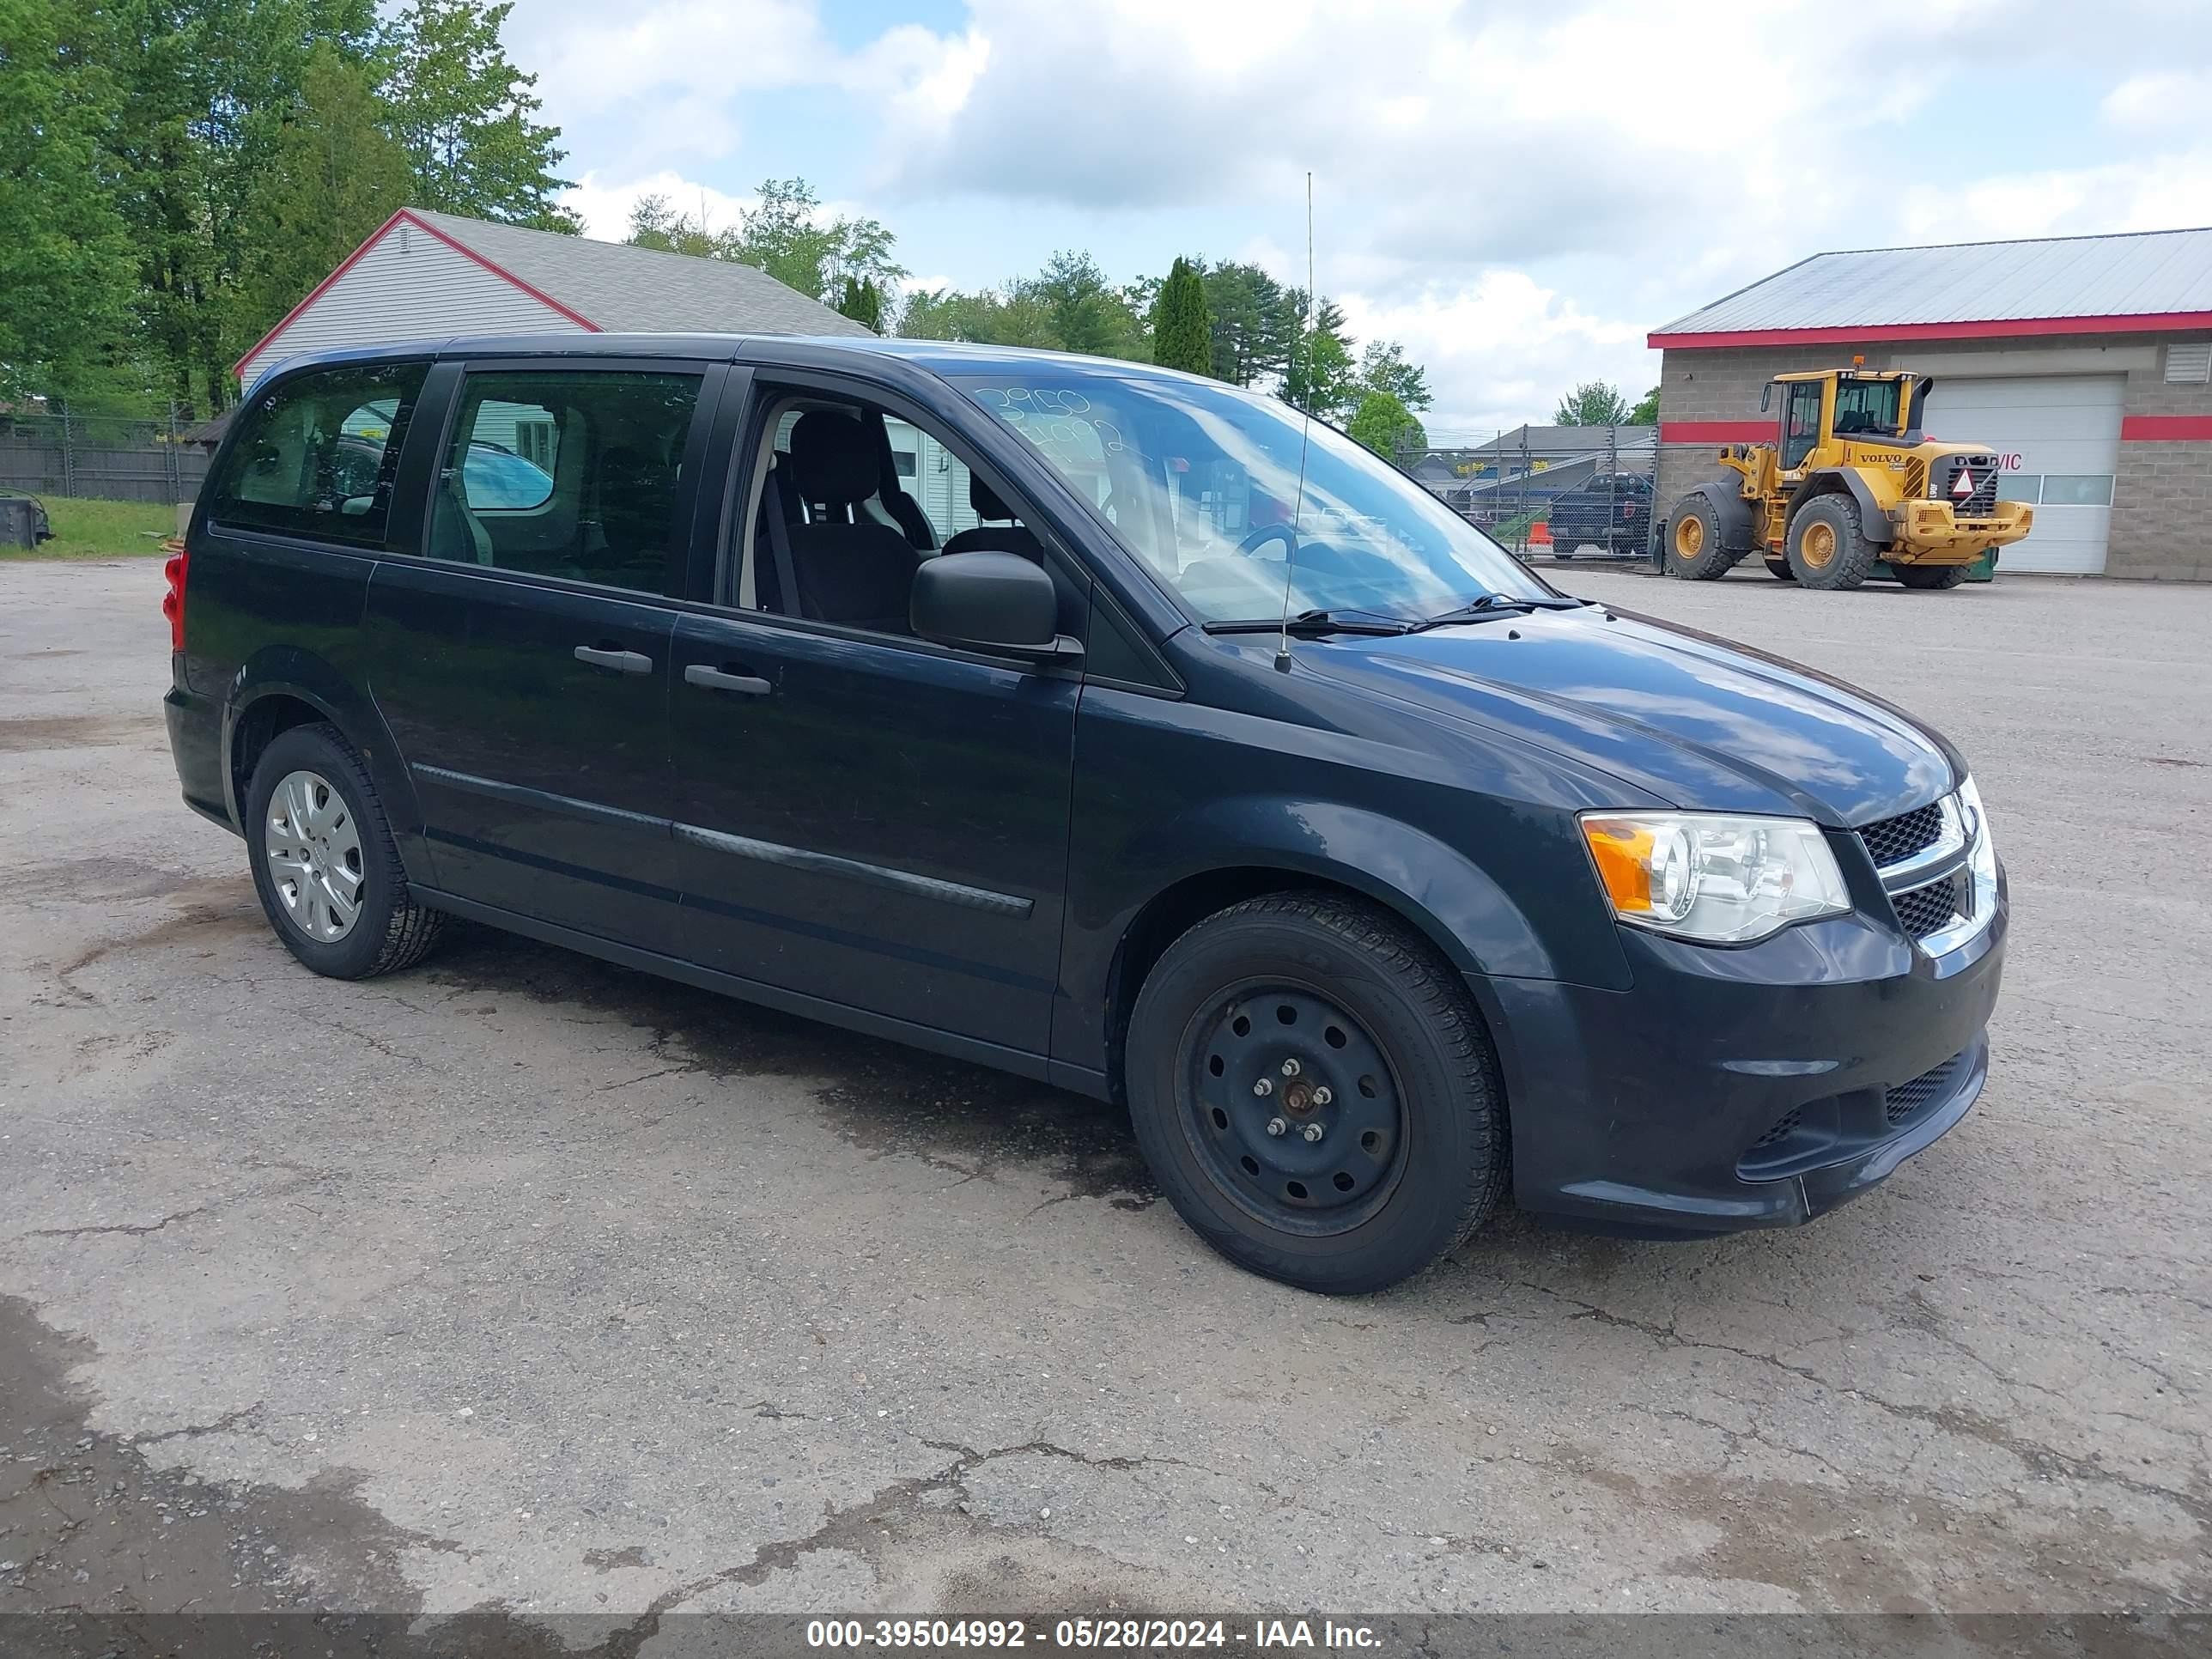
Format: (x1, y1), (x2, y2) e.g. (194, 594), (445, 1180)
(238, 43), (412, 340)
(1629, 383), (1660, 425)
(378, 0), (576, 230)
(626, 193), (738, 259)
(1355, 339), (1431, 412)
(1553, 380), (1632, 426)
(731, 177), (903, 301)
(1347, 390), (1426, 459)
(835, 275), (884, 333)
(1036, 250), (1146, 359)
(1200, 261), (1296, 386)
(0, 0), (139, 406)
(1281, 295), (1358, 420)
(1151, 257), (1212, 374)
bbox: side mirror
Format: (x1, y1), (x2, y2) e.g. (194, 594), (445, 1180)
(911, 551), (1079, 661)
(1759, 382), (1772, 413)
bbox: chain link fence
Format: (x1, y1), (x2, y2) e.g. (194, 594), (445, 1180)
(1401, 424), (1656, 563)
(0, 405), (212, 506)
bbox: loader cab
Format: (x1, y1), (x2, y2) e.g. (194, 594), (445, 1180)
(1761, 370), (1926, 470)
(1778, 380), (1825, 470)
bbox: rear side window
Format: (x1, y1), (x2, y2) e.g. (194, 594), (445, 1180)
(208, 362), (428, 547)
(426, 368), (702, 594)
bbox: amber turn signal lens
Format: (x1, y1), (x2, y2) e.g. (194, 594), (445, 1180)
(1582, 820), (1655, 914)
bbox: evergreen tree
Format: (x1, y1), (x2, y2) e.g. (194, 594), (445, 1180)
(239, 44), (412, 338)
(1281, 296), (1358, 421)
(836, 276), (884, 333)
(1152, 257), (1212, 374)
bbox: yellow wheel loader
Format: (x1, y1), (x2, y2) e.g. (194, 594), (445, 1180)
(1657, 369), (2033, 590)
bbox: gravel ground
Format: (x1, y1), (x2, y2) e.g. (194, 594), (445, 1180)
(1, 557), (2206, 1652)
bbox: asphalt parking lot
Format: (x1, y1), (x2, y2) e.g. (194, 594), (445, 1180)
(2, 557), (2207, 1645)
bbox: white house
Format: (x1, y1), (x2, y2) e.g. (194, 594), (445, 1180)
(234, 208), (872, 392)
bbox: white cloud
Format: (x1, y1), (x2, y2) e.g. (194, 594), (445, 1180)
(2102, 70), (2212, 131)
(1897, 150), (2212, 243)
(520, 0), (2212, 424)
(561, 171), (759, 242)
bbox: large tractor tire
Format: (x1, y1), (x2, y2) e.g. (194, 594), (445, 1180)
(1785, 495), (1882, 590)
(1765, 558), (1797, 581)
(1662, 495), (1734, 580)
(1893, 562), (1971, 590)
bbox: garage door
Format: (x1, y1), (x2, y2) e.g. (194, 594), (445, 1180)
(1921, 375), (2124, 574)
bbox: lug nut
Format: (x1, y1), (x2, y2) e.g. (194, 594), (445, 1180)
(1302, 1122), (1324, 1143)
(1266, 1117), (1288, 1138)
(1253, 1077), (1273, 1097)
(1281, 1057), (1302, 1078)
(1312, 1086), (1334, 1107)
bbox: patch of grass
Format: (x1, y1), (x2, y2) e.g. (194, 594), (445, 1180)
(3, 495), (177, 561)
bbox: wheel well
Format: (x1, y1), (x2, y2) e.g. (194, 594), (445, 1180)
(228, 695), (324, 816)
(1103, 867), (1480, 1105)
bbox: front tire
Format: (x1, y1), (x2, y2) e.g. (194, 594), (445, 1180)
(1893, 562), (1970, 589)
(246, 722), (446, 980)
(1786, 495), (1882, 589)
(1125, 893), (1506, 1294)
(1663, 495), (1732, 580)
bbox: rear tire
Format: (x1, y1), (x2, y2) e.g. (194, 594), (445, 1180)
(1662, 495), (1732, 580)
(1893, 562), (1970, 589)
(1786, 495), (1881, 590)
(1125, 892), (1506, 1295)
(246, 722), (446, 980)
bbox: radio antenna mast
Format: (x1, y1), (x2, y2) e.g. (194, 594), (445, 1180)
(1275, 172), (1316, 674)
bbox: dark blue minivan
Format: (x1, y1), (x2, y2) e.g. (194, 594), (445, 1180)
(164, 335), (2005, 1292)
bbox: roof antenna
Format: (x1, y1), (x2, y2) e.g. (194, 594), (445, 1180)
(1275, 171), (1316, 675)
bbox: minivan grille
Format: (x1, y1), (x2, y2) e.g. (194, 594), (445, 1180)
(1892, 872), (1966, 939)
(1859, 802), (1944, 869)
(1887, 1052), (1965, 1124)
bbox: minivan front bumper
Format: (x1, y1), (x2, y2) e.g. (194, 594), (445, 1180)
(1476, 890), (2005, 1236)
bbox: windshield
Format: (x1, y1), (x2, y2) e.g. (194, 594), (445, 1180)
(952, 373), (1553, 623)
(1833, 378), (1905, 438)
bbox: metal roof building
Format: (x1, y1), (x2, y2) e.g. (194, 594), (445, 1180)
(234, 209), (870, 391)
(1650, 228), (2212, 580)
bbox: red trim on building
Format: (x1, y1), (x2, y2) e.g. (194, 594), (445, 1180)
(1659, 420), (1774, 444)
(1649, 311), (2212, 350)
(2120, 414), (2212, 441)
(233, 209), (601, 378)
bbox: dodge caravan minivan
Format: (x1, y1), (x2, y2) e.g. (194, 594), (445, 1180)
(165, 335), (2005, 1293)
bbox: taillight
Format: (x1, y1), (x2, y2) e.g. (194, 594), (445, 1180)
(161, 544), (188, 653)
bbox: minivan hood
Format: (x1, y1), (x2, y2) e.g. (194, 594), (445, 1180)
(1310, 606), (1959, 824)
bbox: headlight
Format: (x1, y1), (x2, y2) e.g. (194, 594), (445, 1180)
(1580, 811), (1852, 944)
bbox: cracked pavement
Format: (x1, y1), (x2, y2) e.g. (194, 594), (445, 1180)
(1, 559), (2207, 1640)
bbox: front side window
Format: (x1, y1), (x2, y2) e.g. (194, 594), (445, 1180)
(953, 374), (1548, 623)
(427, 368), (702, 592)
(1782, 381), (1823, 470)
(209, 362), (428, 546)
(1832, 379), (1903, 438)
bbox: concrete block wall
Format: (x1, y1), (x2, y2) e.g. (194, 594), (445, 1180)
(1654, 331), (2212, 579)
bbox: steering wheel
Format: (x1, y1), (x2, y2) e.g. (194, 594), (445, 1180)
(1237, 521), (1297, 560)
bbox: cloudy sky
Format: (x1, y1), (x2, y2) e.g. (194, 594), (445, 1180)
(507, 0), (2212, 437)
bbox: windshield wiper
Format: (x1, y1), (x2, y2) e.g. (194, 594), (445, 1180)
(1411, 592), (1594, 631)
(1204, 608), (1413, 638)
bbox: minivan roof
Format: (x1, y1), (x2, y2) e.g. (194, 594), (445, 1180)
(252, 332), (1213, 390)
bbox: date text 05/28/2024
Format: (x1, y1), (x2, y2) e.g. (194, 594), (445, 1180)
(806, 1618), (1382, 1650)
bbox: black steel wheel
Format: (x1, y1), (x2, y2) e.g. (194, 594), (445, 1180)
(1179, 984), (1409, 1237)
(1125, 892), (1506, 1293)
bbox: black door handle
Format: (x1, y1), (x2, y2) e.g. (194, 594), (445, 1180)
(574, 645), (652, 675)
(684, 663), (773, 696)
